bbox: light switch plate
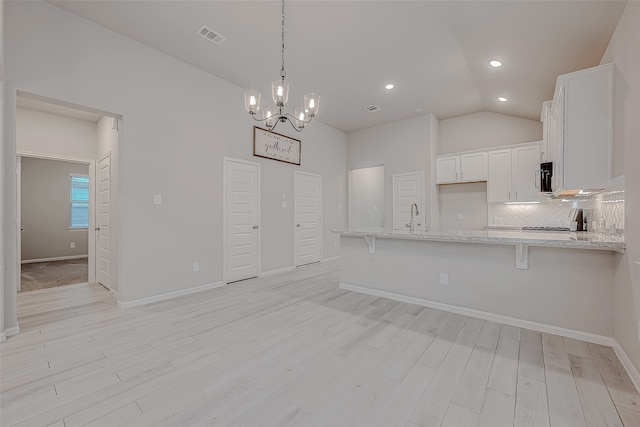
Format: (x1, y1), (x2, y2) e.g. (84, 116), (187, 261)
(282, 201), (287, 208)
(457, 213), (464, 220)
(154, 194), (162, 205)
(440, 273), (449, 285)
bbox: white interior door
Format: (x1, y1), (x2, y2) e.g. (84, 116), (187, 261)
(96, 154), (111, 288)
(295, 171), (322, 267)
(225, 159), (259, 283)
(393, 172), (425, 232)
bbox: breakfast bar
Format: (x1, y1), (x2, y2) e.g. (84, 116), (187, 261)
(333, 228), (626, 339)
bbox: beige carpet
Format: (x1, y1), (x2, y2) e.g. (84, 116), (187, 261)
(20, 258), (89, 292)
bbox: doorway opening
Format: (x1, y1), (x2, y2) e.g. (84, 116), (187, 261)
(19, 156), (91, 292)
(15, 93), (120, 298)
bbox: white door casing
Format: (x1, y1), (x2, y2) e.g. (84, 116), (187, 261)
(393, 172), (425, 232)
(96, 153), (111, 288)
(224, 158), (260, 283)
(295, 171), (322, 267)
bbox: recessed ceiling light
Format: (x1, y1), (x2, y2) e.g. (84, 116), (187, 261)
(384, 83), (394, 90)
(498, 96), (508, 102)
(489, 60), (502, 68)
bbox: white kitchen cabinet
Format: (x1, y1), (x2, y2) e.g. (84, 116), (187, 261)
(487, 150), (512, 202)
(435, 155), (459, 183)
(487, 144), (541, 203)
(547, 63), (613, 194)
(540, 101), (552, 162)
(436, 152), (487, 184)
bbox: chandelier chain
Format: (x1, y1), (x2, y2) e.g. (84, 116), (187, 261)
(281, 0), (286, 80)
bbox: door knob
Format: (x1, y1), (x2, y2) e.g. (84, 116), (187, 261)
(95, 227), (100, 231)
(296, 224), (301, 227)
(253, 225), (259, 229)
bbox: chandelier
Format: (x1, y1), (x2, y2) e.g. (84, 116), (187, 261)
(244, 0), (319, 132)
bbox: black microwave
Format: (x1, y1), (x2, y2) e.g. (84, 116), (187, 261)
(540, 162), (553, 193)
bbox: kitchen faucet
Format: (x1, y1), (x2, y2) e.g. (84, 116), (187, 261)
(407, 203), (419, 233)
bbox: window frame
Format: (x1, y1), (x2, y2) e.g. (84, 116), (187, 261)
(69, 173), (90, 229)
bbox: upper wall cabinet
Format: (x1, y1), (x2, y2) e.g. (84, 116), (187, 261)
(540, 100), (552, 163)
(487, 144), (542, 203)
(547, 63), (613, 194)
(436, 152), (488, 184)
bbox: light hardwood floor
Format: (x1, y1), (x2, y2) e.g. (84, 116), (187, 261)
(2, 260), (639, 426)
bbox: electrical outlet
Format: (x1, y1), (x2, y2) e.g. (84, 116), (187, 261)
(193, 262), (199, 272)
(440, 273), (449, 285)
(457, 213), (464, 220)
(70, 242), (75, 248)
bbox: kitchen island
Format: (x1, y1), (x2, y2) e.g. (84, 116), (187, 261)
(333, 228), (625, 341)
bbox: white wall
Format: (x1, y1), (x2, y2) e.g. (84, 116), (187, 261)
(600, 1), (640, 377)
(350, 166), (385, 228)
(17, 107), (98, 159)
(21, 158), (90, 260)
(438, 182), (488, 230)
(347, 114), (433, 229)
(3, 0), (347, 329)
(439, 111), (542, 154)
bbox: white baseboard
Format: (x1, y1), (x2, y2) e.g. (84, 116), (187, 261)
(611, 341), (640, 394)
(118, 281), (225, 309)
(259, 266), (296, 278)
(4, 324), (20, 338)
(322, 256), (340, 263)
(22, 255), (88, 264)
(339, 283), (614, 347)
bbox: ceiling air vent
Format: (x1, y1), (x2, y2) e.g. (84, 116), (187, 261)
(196, 25), (226, 45)
(364, 105), (382, 113)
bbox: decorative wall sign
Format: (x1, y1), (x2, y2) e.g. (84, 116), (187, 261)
(253, 126), (301, 165)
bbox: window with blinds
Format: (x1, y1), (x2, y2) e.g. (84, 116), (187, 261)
(70, 174), (89, 228)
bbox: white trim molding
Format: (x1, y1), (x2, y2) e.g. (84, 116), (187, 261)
(117, 281), (225, 309)
(4, 324), (20, 338)
(22, 255), (88, 264)
(321, 256), (340, 263)
(339, 282), (614, 346)
(611, 341), (640, 395)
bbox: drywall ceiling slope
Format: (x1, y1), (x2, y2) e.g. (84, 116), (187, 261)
(47, 0), (626, 133)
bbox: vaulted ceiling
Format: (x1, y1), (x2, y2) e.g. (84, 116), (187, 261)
(49, 1), (626, 133)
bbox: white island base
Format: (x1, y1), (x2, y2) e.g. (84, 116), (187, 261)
(338, 232), (621, 344)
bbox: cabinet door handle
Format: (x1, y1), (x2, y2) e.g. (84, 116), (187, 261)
(535, 170), (540, 189)
(508, 191), (511, 200)
(455, 172), (458, 181)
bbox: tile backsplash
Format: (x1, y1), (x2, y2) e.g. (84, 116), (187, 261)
(489, 189), (625, 235)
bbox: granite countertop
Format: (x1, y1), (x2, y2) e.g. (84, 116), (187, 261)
(331, 228), (625, 252)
